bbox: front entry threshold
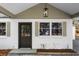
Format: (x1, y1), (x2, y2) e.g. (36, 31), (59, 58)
(19, 48), (31, 49)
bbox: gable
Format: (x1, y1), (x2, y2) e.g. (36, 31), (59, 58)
(14, 4), (71, 19)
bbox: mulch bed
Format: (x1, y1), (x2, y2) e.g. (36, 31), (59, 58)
(37, 49), (76, 53)
(0, 50), (11, 56)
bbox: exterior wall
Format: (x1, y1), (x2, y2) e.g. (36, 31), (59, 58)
(72, 26), (76, 40)
(14, 4), (71, 19)
(0, 19), (18, 49)
(32, 19), (73, 49)
(0, 19), (73, 49)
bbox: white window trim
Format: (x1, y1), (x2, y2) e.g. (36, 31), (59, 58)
(38, 22), (63, 37)
(51, 22), (63, 37)
(39, 22), (50, 36)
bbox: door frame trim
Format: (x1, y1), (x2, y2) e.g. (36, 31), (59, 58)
(18, 22), (32, 49)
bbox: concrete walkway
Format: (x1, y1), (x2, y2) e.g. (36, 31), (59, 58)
(9, 48), (37, 54)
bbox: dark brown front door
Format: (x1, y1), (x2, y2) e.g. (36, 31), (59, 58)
(19, 23), (32, 48)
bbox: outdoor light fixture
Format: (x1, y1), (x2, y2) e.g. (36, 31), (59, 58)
(43, 3), (48, 17)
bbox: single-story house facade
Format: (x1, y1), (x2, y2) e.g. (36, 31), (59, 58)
(0, 3), (77, 51)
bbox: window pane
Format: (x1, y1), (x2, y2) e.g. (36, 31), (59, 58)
(52, 23), (62, 35)
(0, 23), (6, 35)
(40, 29), (50, 35)
(40, 23), (49, 28)
(40, 23), (50, 35)
(52, 23), (62, 29)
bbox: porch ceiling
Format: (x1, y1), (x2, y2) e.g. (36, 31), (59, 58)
(0, 3), (79, 17)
